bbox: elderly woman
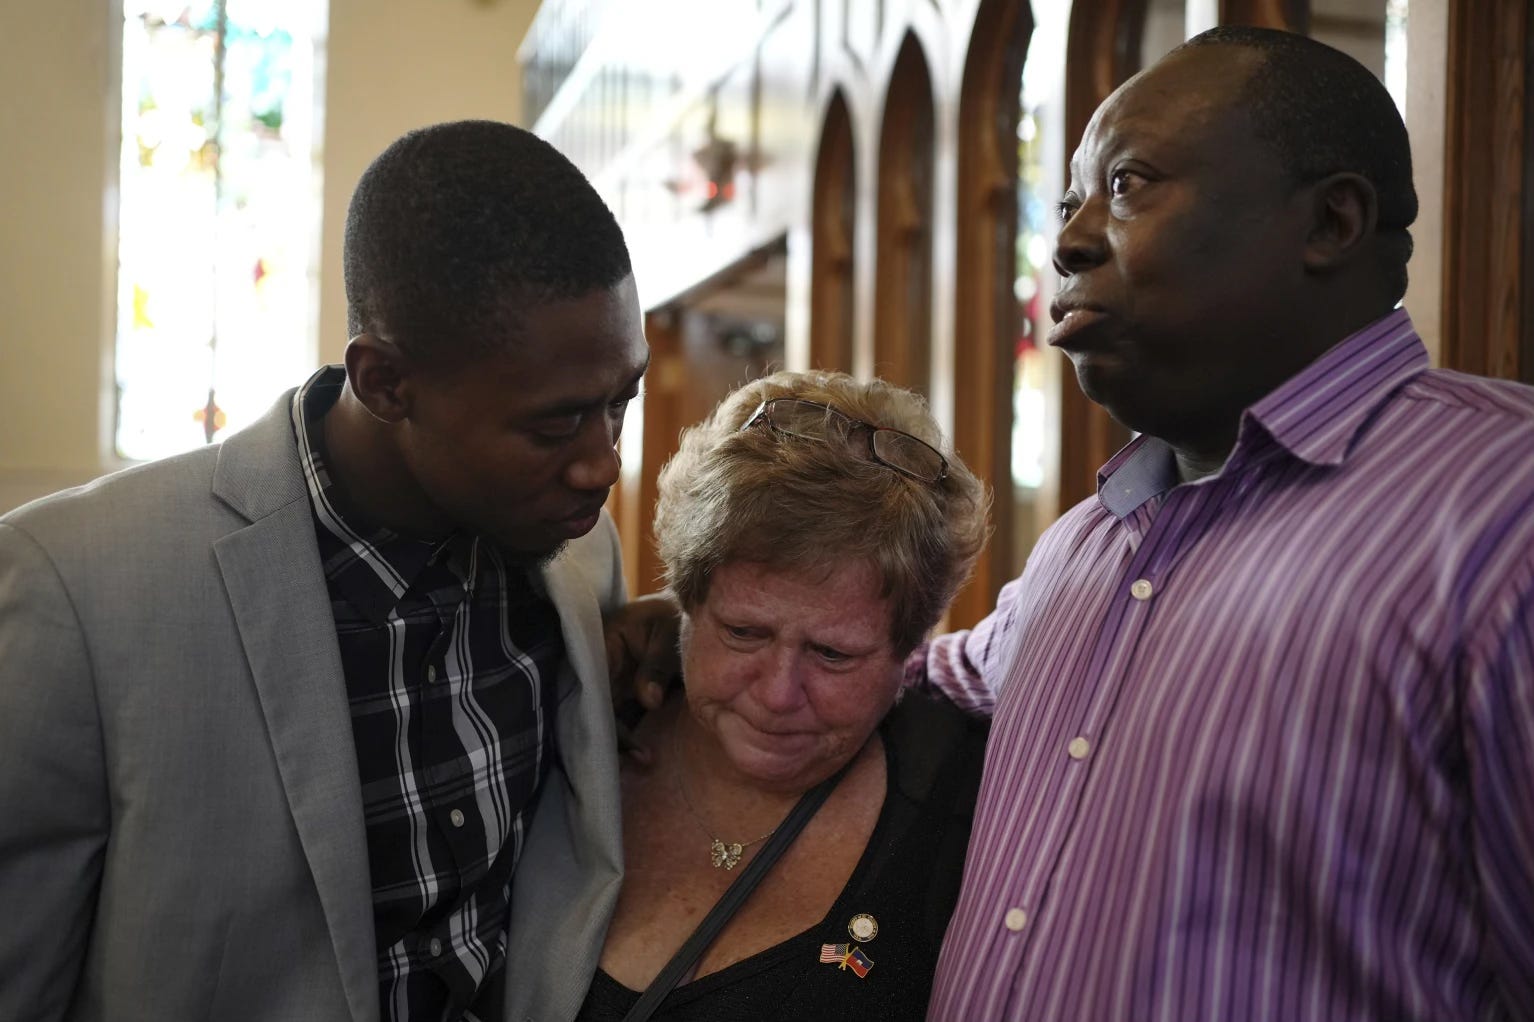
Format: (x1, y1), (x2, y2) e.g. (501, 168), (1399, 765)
(577, 371), (989, 1021)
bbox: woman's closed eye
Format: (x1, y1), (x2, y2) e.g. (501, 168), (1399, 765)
(720, 623), (766, 645)
(810, 643), (854, 665)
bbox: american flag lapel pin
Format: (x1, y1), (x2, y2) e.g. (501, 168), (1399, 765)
(818, 941), (874, 978)
(819, 942), (850, 965)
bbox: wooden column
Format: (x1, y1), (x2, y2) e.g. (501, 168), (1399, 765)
(949, 0), (1033, 628)
(1442, 0), (1530, 382)
(614, 307), (687, 597)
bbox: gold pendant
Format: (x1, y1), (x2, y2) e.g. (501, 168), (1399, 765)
(710, 838), (745, 869)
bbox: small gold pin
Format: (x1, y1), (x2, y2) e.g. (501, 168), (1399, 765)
(848, 913), (878, 943)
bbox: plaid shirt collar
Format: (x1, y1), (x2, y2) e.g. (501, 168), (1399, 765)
(290, 365), (473, 625)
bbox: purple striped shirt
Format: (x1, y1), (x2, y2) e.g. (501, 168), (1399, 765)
(920, 310), (1534, 1021)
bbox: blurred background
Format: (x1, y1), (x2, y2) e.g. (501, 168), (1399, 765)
(2, 0), (1528, 628)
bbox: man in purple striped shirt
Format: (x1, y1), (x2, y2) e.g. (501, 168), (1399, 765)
(922, 26), (1534, 1022)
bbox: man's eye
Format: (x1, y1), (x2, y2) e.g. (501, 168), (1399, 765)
(1109, 169), (1140, 197)
(533, 414), (583, 441)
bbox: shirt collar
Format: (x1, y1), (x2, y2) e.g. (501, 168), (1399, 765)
(1097, 436), (1178, 518)
(1242, 308), (1427, 467)
(291, 365), (455, 624)
(1096, 309), (1428, 520)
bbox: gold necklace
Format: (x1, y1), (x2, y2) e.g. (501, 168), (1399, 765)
(672, 728), (780, 870)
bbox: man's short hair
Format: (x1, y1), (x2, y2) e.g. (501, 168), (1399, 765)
(1180, 26), (1417, 302)
(654, 370), (990, 657)
(343, 120), (632, 362)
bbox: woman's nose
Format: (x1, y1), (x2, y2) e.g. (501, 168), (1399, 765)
(752, 650), (808, 712)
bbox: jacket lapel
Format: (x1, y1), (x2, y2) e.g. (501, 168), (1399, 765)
(499, 542), (625, 1020)
(211, 394), (378, 1022)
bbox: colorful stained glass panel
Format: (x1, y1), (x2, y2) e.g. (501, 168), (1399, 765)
(116, 0), (325, 460)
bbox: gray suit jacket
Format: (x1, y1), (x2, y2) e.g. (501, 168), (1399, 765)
(0, 392), (625, 1022)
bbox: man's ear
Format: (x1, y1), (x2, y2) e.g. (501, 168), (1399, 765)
(343, 333), (412, 423)
(1302, 172), (1378, 273)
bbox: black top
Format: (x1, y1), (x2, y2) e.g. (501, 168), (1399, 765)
(576, 691), (989, 1022)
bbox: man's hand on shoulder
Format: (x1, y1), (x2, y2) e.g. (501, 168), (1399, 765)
(603, 591), (683, 763)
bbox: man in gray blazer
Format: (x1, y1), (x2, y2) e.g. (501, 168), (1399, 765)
(0, 121), (646, 1022)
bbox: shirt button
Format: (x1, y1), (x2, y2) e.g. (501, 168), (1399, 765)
(1068, 736), (1091, 760)
(450, 809), (465, 828)
(428, 938), (443, 958)
(426, 665), (437, 683)
(1004, 907), (1028, 931)
(1130, 578), (1154, 600)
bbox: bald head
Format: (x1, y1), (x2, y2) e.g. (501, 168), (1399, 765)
(1175, 27), (1417, 301)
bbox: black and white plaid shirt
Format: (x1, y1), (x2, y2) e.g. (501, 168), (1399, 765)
(293, 367), (567, 1021)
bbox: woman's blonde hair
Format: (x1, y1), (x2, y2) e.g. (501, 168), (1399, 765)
(653, 370), (990, 655)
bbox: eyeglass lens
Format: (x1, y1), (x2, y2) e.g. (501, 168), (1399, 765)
(767, 399), (850, 440)
(765, 398), (945, 482)
(870, 429), (946, 482)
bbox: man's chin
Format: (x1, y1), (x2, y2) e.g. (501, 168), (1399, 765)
(490, 510), (604, 568)
(1073, 357), (1128, 409)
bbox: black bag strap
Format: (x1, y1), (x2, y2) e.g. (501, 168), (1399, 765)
(618, 758), (854, 1022)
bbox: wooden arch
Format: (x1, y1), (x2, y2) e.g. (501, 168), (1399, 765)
(873, 31), (936, 395)
(810, 89), (857, 373)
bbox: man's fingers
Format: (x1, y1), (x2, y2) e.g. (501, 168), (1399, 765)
(636, 626), (681, 708)
(635, 674), (668, 710)
(604, 592), (683, 754)
(604, 630), (635, 696)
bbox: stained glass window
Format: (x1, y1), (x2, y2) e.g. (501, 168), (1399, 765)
(1012, 3), (1069, 500)
(116, 0), (325, 460)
